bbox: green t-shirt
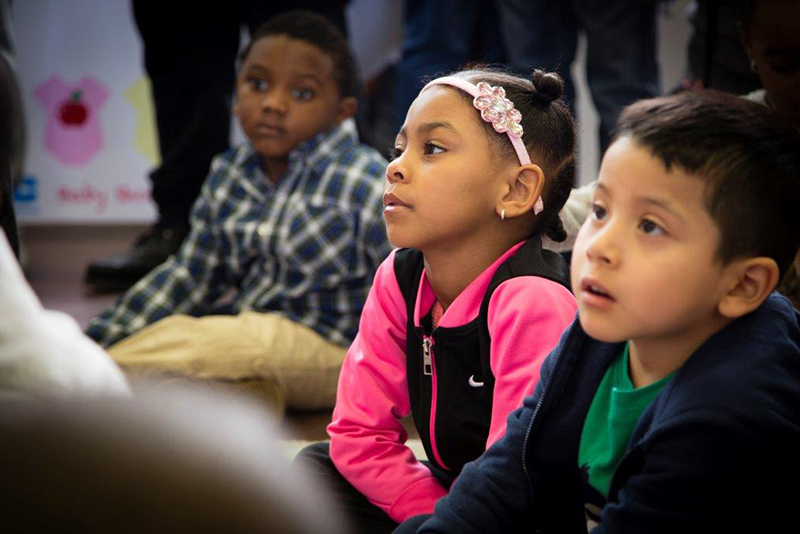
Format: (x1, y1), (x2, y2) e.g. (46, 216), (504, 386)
(579, 343), (676, 499)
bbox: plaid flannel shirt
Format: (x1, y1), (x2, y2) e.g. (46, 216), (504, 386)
(87, 119), (392, 348)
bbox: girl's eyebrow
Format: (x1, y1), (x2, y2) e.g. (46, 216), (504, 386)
(397, 121), (461, 140)
(417, 121), (459, 136)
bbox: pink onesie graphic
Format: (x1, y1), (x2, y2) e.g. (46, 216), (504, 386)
(34, 76), (109, 166)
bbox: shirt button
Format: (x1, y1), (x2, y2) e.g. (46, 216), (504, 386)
(257, 224), (269, 237)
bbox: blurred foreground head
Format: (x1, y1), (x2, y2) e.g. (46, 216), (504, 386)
(0, 387), (346, 533)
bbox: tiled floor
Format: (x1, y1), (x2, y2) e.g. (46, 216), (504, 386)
(20, 224), (419, 445)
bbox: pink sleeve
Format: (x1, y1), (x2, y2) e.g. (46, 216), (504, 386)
(328, 251), (448, 522)
(33, 76), (70, 110)
(485, 276), (577, 447)
(78, 76), (109, 109)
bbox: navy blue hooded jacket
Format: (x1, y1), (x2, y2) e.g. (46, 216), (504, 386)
(396, 294), (800, 533)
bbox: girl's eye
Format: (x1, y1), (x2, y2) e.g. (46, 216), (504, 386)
(639, 218), (665, 236)
(292, 88), (315, 101)
(424, 142), (445, 156)
(388, 147), (403, 161)
(249, 78), (268, 91)
(591, 203), (607, 221)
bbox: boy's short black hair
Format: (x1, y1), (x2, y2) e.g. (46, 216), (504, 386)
(239, 10), (357, 99)
(615, 90), (800, 276)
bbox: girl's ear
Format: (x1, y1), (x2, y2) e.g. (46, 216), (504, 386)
(718, 257), (779, 319)
(335, 97), (358, 124)
(498, 164), (545, 219)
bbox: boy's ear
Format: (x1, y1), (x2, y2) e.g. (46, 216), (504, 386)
(718, 257), (780, 319)
(334, 96), (358, 125)
(498, 164), (545, 219)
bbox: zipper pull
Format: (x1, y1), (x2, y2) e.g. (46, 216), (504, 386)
(422, 336), (433, 375)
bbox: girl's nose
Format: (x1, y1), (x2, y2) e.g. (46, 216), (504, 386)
(386, 157), (407, 184)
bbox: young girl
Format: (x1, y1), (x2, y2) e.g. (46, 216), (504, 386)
(297, 67), (577, 532)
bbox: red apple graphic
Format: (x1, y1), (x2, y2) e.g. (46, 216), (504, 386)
(59, 90), (89, 126)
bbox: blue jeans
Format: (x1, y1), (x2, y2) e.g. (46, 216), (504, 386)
(497, 0), (660, 153)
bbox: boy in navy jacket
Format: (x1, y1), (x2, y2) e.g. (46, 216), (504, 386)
(396, 91), (800, 532)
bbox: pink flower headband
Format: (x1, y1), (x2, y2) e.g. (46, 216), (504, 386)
(421, 76), (544, 214)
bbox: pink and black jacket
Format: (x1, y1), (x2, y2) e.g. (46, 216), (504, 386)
(328, 238), (576, 522)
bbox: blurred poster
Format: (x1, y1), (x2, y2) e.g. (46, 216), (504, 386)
(14, 0), (157, 222)
(13, 0), (401, 223)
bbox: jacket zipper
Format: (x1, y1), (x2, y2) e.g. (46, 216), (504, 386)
(422, 336), (433, 375)
(521, 329), (571, 496)
(423, 333), (449, 470)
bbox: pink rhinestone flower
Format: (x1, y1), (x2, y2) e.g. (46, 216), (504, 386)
(473, 82), (524, 138)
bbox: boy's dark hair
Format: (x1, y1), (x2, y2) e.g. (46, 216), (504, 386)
(239, 10), (357, 99)
(454, 68), (576, 243)
(615, 90), (800, 276)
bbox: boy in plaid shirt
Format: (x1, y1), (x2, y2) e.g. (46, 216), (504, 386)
(87, 12), (391, 411)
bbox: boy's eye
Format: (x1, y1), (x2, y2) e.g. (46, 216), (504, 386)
(423, 142), (445, 156)
(388, 147), (404, 161)
(248, 78), (268, 91)
(591, 203), (607, 221)
(292, 88), (315, 101)
(639, 218), (665, 236)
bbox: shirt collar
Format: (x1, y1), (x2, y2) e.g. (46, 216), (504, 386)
(288, 117), (359, 172)
(236, 117), (359, 187)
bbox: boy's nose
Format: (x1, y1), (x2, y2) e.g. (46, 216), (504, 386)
(260, 91), (287, 114)
(584, 225), (620, 267)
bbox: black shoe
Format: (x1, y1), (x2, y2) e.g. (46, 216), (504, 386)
(84, 222), (189, 294)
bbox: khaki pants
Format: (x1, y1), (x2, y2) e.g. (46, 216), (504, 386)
(108, 311), (347, 412)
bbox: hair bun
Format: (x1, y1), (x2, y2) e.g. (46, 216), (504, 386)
(531, 69), (564, 104)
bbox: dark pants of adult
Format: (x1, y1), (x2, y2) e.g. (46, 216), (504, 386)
(497, 0), (659, 154)
(393, 0), (507, 133)
(295, 442), (454, 534)
(0, 47), (19, 257)
(131, 1), (349, 229)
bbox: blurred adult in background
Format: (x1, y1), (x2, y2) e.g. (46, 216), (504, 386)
(392, 0), (506, 135)
(740, 0), (800, 129)
(0, 231), (130, 397)
(0, 388), (347, 533)
(677, 0), (760, 94)
(496, 0), (660, 155)
(85, 1), (349, 294)
(0, 0), (22, 258)
(741, 0), (800, 308)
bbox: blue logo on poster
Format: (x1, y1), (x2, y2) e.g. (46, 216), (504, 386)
(14, 176), (37, 203)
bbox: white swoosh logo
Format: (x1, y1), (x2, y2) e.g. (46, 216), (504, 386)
(468, 375), (484, 388)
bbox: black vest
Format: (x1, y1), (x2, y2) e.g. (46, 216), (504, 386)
(393, 238), (571, 475)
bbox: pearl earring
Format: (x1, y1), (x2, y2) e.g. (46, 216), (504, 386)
(500, 208), (506, 221)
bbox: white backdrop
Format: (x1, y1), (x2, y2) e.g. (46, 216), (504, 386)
(12, 0), (402, 223)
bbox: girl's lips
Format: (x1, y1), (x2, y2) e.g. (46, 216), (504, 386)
(383, 192), (412, 209)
